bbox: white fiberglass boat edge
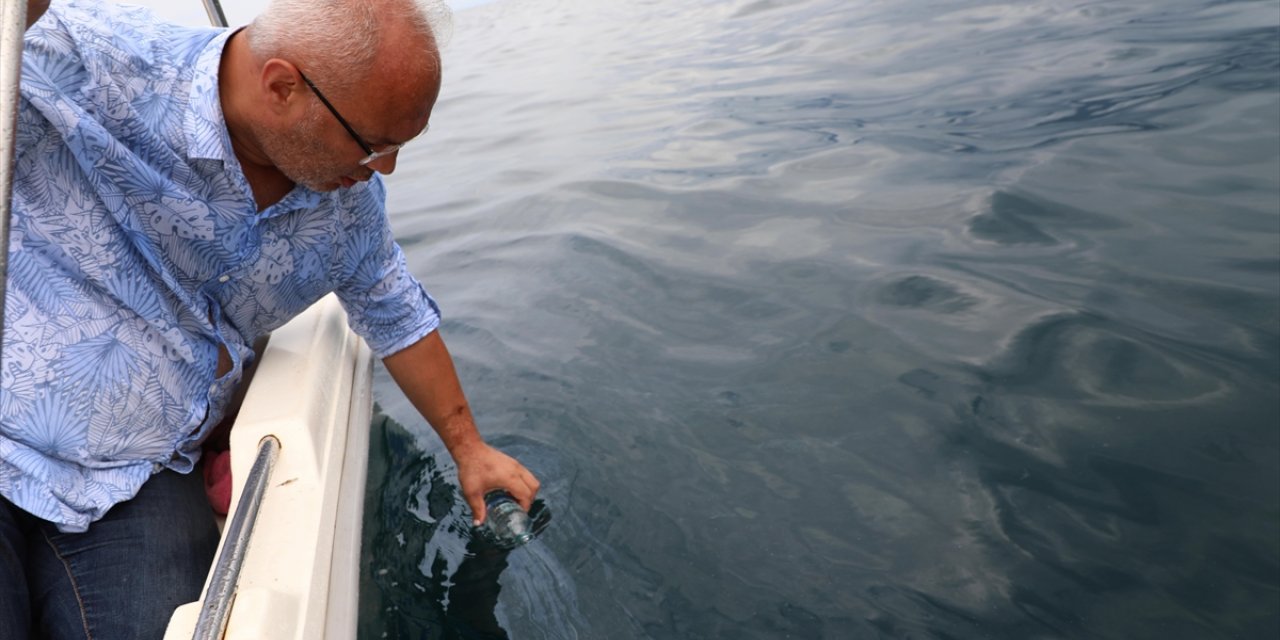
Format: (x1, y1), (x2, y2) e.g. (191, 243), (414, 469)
(164, 294), (374, 640)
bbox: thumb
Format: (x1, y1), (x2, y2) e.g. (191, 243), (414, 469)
(467, 491), (487, 527)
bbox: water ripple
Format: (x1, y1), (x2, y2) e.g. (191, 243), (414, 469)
(370, 0), (1280, 637)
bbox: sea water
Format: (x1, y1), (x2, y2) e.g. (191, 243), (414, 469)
(360, 0), (1280, 638)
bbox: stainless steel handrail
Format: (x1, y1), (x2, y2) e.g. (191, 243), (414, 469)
(0, 0), (30, 356)
(190, 2), (240, 637)
(192, 435), (281, 640)
(201, 0), (228, 28)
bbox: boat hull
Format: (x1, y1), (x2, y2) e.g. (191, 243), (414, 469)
(165, 294), (374, 639)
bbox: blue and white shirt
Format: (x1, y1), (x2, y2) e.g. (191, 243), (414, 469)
(1, 0), (441, 532)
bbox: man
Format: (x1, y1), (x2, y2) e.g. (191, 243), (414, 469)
(0, 0), (540, 637)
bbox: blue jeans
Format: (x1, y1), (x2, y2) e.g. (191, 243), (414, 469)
(0, 467), (219, 640)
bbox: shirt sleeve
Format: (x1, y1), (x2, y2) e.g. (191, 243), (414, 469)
(333, 178), (442, 358)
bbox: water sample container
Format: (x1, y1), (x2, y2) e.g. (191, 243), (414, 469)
(478, 490), (534, 549)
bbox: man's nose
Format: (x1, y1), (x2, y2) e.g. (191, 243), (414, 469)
(367, 150), (399, 175)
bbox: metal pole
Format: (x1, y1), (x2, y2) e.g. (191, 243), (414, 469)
(0, 0), (29, 363)
(192, 436), (281, 640)
(201, 0), (228, 28)
(190, 4), (241, 638)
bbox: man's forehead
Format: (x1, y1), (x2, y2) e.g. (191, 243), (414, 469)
(371, 29), (440, 102)
(356, 79), (436, 145)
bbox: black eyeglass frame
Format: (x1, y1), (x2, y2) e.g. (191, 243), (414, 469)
(297, 70), (411, 166)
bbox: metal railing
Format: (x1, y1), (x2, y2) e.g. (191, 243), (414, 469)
(192, 435), (281, 640)
(200, 0), (228, 28)
(190, 4), (250, 639)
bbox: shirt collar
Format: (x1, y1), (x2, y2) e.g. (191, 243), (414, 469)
(183, 27), (238, 162)
(182, 28), (338, 216)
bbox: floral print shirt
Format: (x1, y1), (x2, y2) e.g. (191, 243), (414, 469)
(1, 0), (440, 532)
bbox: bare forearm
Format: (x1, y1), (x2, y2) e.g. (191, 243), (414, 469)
(381, 329), (540, 521)
(382, 330), (484, 456)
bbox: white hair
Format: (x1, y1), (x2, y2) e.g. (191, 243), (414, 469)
(247, 0), (452, 91)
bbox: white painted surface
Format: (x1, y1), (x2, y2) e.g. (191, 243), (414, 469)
(164, 294), (374, 640)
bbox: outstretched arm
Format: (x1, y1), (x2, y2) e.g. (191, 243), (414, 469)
(382, 330), (540, 524)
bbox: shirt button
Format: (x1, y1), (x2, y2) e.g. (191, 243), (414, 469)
(218, 275), (230, 283)
(209, 383), (218, 394)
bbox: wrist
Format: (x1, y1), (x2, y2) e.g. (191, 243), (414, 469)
(442, 428), (487, 460)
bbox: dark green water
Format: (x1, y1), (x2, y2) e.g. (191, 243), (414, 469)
(359, 0), (1280, 637)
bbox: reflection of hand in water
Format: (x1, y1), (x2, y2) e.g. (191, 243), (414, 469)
(444, 501), (552, 640)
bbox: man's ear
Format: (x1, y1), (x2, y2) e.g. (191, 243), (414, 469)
(260, 58), (304, 115)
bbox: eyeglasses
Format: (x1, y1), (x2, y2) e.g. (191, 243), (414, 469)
(298, 70), (418, 166)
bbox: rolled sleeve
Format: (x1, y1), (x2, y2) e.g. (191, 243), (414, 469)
(339, 239), (441, 358)
(334, 180), (442, 358)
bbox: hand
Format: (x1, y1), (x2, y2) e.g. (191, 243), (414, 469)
(451, 441), (540, 525)
(381, 332), (541, 524)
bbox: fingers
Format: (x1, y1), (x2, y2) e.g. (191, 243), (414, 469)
(513, 469), (540, 512)
(480, 469), (538, 514)
(466, 490), (487, 526)
(494, 462), (540, 512)
(454, 444), (542, 522)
